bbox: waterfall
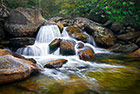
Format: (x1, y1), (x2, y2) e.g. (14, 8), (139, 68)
(16, 24), (113, 80)
(17, 25), (61, 56)
(35, 25), (61, 43)
(17, 25), (110, 56)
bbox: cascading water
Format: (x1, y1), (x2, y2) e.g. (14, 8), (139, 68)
(1, 24), (139, 94)
(16, 25), (119, 80)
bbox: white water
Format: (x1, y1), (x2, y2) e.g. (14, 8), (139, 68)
(16, 25), (121, 80)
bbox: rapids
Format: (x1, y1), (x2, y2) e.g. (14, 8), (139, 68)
(1, 25), (140, 94)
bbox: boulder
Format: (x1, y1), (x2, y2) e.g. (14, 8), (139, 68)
(78, 47), (94, 61)
(56, 22), (64, 33)
(110, 23), (123, 32)
(109, 43), (138, 53)
(0, 49), (37, 65)
(72, 32), (88, 42)
(9, 37), (35, 48)
(4, 7), (45, 37)
(74, 17), (116, 47)
(60, 40), (76, 55)
(92, 27), (116, 47)
(44, 59), (68, 68)
(49, 38), (62, 54)
(117, 32), (140, 41)
(49, 17), (73, 27)
(0, 49), (13, 56)
(0, 55), (36, 84)
(127, 49), (140, 58)
(73, 17), (101, 29)
(66, 26), (81, 35)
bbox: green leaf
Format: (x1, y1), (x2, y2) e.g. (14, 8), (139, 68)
(123, 2), (126, 6)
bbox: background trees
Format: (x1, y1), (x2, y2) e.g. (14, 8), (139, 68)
(3, 0), (140, 26)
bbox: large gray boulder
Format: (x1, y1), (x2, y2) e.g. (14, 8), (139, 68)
(5, 7), (45, 37)
(0, 55), (36, 84)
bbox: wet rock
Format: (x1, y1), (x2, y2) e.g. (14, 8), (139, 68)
(117, 32), (140, 41)
(0, 49), (38, 69)
(78, 47), (94, 61)
(0, 55), (35, 84)
(9, 37), (35, 48)
(66, 26), (81, 35)
(44, 59), (68, 68)
(60, 40), (76, 55)
(49, 38), (62, 54)
(0, 49), (13, 56)
(92, 27), (116, 47)
(110, 23), (123, 32)
(109, 43), (138, 53)
(4, 7), (45, 37)
(56, 22), (64, 33)
(72, 32), (88, 42)
(127, 49), (140, 58)
(77, 42), (84, 49)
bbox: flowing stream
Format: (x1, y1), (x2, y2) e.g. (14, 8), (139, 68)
(1, 25), (140, 94)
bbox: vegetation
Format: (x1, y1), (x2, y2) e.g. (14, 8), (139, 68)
(3, 0), (140, 26)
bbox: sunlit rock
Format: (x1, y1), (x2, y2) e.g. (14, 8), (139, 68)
(60, 40), (76, 55)
(72, 32), (88, 43)
(44, 59), (68, 68)
(127, 48), (140, 57)
(92, 27), (116, 47)
(0, 55), (34, 84)
(66, 25), (81, 35)
(78, 47), (94, 61)
(57, 22), (64, 33)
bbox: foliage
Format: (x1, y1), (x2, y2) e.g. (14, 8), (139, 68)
(57, 0), (140, 26)
(3, 0), (61, 18)
(3, 0), (140, 26)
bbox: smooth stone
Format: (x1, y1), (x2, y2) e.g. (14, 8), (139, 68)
(44, 59), (68, 68)
(78, 47), (94, 61)
(60, 40), (76, 56)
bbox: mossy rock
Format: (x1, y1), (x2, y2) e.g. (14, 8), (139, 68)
(60, 40), (76, 56)
(49, 38), (62, 54)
